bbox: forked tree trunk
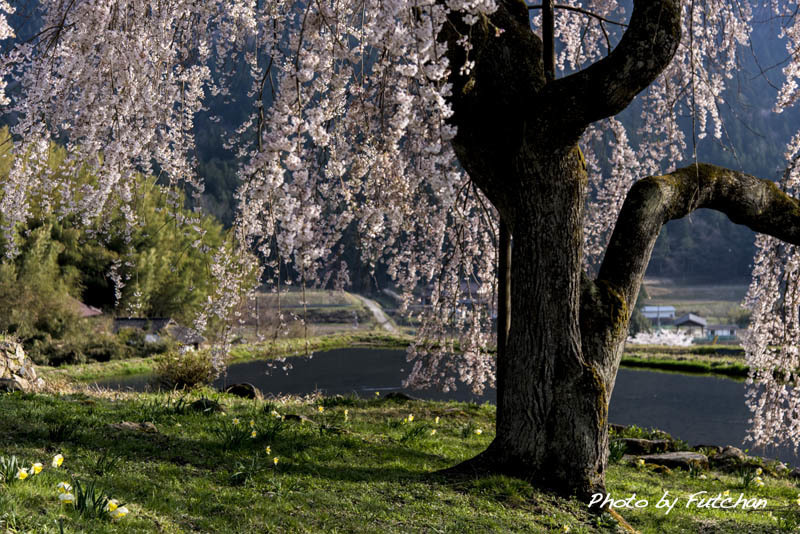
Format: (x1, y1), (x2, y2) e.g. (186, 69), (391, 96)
(442, 0), (800, 499)
(439, 0), (682, 497)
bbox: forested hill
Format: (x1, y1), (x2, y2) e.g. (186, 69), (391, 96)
(4, 5), (800, 285)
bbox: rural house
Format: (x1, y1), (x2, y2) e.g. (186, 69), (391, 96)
(673, 313), (707, 337)
(706, 324), (739, 338)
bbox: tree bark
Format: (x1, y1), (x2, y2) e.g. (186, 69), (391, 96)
(439, 0), (682, 498)
(440, 0), (800, 499)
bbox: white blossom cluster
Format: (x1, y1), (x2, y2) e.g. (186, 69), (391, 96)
(3, 1), (800, 437)
(742, 150), (800, 449)
(0, 0), (13, 106)
(626, 329), (693, 347)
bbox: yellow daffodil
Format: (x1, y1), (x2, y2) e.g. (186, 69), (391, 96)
(59, 493), (75, 505)
(15, 468), (28, 480)
(249, 419), (255, 427)
(723, 490), (730, 496)
(105, 499), (120, 512)
(273, 457), (280, 466)
(563, 526), (570, 533)
(795, 493), (800, 506)
(318, 406), (324, 413)
(31, 463), (43, 475)
(756, 467), (763, 476)
(474, 428), (482, 435)
(636, 459), (645, 467)
(344, 409), (349, 421)
(434, 416), (440, 424)
(754, 477), (764, 487)
(110, 506), (129, 520)
(408, 414), (414, 423)
(251, 430), (257, 438)
(232, 418), (240, 425)
(265, 446), (271, 455)
(699, 474), (707, 480)
(430, 429), (437, 435)
(57, 482), (72, 493)
(375, 391), (380, 397)
(52, 454), (64, 468)
(270, 410), (281, 418)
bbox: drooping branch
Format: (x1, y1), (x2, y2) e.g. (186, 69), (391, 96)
(598, 163), (800, 313)
(538, 0), (681, 146)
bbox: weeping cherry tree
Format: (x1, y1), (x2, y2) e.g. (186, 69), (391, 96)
(5, 0), (800, 498)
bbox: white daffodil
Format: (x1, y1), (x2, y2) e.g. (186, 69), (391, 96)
(110, 506), (129, 519)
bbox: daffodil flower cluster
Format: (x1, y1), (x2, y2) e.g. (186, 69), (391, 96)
(56, 481), (131, 520)
(13, 454), (63, 482)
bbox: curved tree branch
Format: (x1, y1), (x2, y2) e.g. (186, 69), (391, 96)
(598, 163), (800, 312)
(538, 0), (681, 146)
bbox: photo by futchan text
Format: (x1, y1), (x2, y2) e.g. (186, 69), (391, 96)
(589, 491), (768, 515)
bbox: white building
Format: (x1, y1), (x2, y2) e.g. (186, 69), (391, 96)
(641, 306), (676, 320)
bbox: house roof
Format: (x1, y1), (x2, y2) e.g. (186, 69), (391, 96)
(642, 306), (676, 312)
(67, 296), (103, 318)
(674, 313), (707, 327)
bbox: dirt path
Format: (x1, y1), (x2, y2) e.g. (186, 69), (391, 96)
(354, 295), (399, 334)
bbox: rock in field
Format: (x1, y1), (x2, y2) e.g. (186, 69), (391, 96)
(0, 340), (45, 393)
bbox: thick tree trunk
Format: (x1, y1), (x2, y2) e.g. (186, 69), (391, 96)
(439, 0), (682, 498)
(453, 145), (619, 498)
(493, 148), (610, 498)
(439, 0), (800, 499)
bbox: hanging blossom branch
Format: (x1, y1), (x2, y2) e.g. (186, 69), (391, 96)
(6, 0), (800, 439)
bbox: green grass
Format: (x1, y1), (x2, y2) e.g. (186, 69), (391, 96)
(621, 356), (749, 378)
(2, 390), (799, 533)
(622, 345), (749, 377)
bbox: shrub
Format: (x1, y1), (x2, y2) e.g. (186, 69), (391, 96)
(608, 439), (627, 464)
(154, 350), (220, 389)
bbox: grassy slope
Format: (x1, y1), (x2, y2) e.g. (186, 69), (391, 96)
(2, 391), (799, 533)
